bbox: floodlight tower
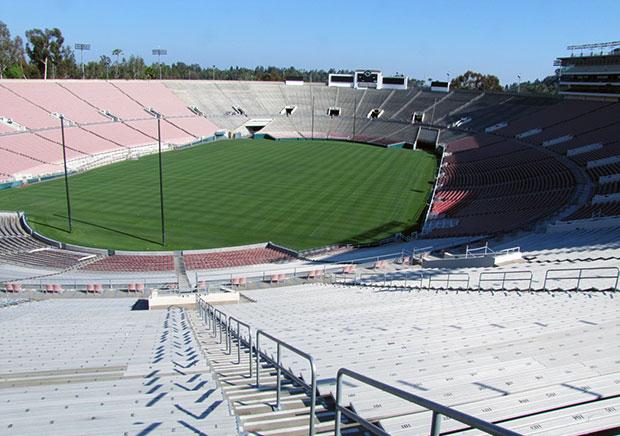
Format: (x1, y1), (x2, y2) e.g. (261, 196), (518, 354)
(152, 48), (168, 80)
(75, 43), (91, 79)
(59, 114), (73, 232)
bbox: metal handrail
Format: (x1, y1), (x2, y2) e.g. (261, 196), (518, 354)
(334, 368), (520, 436)
(255, 330), (317, 436)
(478, 270), (533, 291)
(228, 315), (252, 377)
(428, 272), (470, 289)
(542, 266), (619, 290)
(355, 271), (425, 289)
(214, 308), (227, 345)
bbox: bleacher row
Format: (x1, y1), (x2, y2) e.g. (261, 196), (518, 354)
(425, 98), (620, 236)
(0, 213), (297, 276)
(183, 247), (293, 270)
(214, 283), (620, 435)
(0, 301), (238, 435)
(0, 80), (219, 182)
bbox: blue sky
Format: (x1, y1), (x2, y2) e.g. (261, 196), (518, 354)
(1, 0), (619, 84)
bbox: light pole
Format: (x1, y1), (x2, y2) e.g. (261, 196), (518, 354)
(157, 115), (166, 245)
(212, 65), (216, 81)
(152, 48), (167, 80)
(517, 74), (521, 94)
(75, 43), (91, 79)
(311, 96), (315, 140)
(59, 115), (73, 232)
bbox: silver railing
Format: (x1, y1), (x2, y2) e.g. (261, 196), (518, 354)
(334, 368), (520, 436)
(543, 266), (619, 290)
(228, 315), (253, 377)
(478, 270), (533, 291)
(255, 330), (317, 436)
(428, 271), (470, 289)
(213, 307), (227, 345)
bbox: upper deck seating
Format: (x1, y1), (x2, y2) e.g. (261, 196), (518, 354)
(112, 81), (194, 117)
(60, 81), (150, 120)
(3, 81), (110, 125)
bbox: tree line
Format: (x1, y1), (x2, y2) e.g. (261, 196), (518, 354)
(0, 21), (558, 95)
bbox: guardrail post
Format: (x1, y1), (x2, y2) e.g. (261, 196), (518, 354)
(335, 371), (343, 436)
(430, 411), (442, 436)
(276, 343), (281, 410)
(255, 333), (261, 388)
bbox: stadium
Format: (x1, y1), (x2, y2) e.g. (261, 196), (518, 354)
(1, 4), (620, 436)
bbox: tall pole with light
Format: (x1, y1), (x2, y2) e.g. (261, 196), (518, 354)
(152, 48), (167, 80)
(59, 114), (73, 232)
(517, 74), (521, 94)
(75, 43), (91, 79)
(311, 96), (315, 140)
(157, 115), (166, 245)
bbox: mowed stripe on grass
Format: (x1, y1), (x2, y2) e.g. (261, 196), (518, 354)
(0, 139), (437, 251)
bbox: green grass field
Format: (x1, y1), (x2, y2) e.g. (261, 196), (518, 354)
(0, 139), (437, 251)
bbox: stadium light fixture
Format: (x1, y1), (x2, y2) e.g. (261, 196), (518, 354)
(75, 43), (91, 79)
(59, 115), (73, 232)
(152, 48), (168, 80)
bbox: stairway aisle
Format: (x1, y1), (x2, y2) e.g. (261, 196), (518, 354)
(174, 251), (192, 291)
(187, 309), (371, 435)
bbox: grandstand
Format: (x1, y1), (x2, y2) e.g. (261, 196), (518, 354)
(1, 77), (620, 435)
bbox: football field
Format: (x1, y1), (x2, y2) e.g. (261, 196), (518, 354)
(0, 139), (438, 251)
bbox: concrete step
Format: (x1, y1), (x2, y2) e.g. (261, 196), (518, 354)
(226, 386), (306, 402)
(231, 392), (309, 406)
(234, 398), (310, 415)
(239, 404), (328, 422)
(222, 380), (293, 395)
(243, 411), (335, 433)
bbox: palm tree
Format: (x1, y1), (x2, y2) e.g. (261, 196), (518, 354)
(112, 48), (122, 78)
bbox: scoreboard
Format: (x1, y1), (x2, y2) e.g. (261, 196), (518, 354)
(355, 70), (382, 88)
(356, 70), (379, 85)
(328, 70), (407, 90)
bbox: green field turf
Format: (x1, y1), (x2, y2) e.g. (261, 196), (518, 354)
(0, 139), (437, 251)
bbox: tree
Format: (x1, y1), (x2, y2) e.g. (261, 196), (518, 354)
(25, 27), (65, 79)
(0, 21), (25, 79)
(99, 55), (111, 79)
(56, 45), (77, 78)
(112, 48), (122, 77)
(451, 70), (502, 92)
(504, 74), (559, 95)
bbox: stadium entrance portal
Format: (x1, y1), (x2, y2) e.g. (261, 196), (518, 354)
(244, 118), (272, 134)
